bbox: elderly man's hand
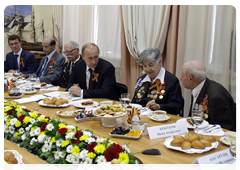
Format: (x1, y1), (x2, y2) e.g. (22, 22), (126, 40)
(146, 100), (161, 110)
(69, 84), (82, 97)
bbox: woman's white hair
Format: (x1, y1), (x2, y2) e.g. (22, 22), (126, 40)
(140, 48), (162, 64)
(183, 61), (208, 81)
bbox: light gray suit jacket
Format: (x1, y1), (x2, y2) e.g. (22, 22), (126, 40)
(36, 51), (65, 86)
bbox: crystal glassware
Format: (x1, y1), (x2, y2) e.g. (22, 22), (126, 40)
(120, 93), (131, 108)
(230, 138), (236, 160)
(191, 108), (204, 134)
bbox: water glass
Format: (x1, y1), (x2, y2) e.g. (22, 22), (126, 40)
(192, 110), (203, 134)
(29, 73), (37, 86)
(13, 70), (20, 79)
(120, 93), (131, 108)
(230, 138), (236, 160)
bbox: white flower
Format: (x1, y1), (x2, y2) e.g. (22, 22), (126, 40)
(30, 118), (36, 124)
(79, 149), (88, 160)
(66, 125), (75, 130)
(59, 152), (66, 158)
(83, 157), (93, 164)
(54, 151), (61, 160)
(30, 129), (36, 137)
(66, 154), (75, 163)
(21, 133), (27, 141)
(85, 137), (96, 144)
(4, 124), (8, 132)
(9, 126), (15, 134)
(66, 145), (73, 153)
(96, 155), (107, 164)
(65, 132), (75, 140)
(83, 131), (92, 137)
(34, 127), (41, 135)
(30, 138), (38, 145)
(77, 162), (85, 170)
(25, 124), (32, 131)
(97, 137), (105, 143)
(38, 134), (46, 143)
(46, 124), (54, 131)
(72, 155), (79, 164)
(4, 116), (9, 121)
(19, 128), (25, 134)
(56, 139), (64, 147)
(122, 144), (131, 154)
(10, 118), (18, 126)
(42, 144), (49, 153)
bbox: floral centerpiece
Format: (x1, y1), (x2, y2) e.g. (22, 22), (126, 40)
(4, 100), (139, 164)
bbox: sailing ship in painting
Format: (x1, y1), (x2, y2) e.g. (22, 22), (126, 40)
(4, 6), (51, 51)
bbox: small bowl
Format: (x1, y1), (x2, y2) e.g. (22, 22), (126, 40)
(224, 131), (236, 139)
(100, 101), (113, 106)
(132, 122), (145, 131)
(152, 110), (167, 119)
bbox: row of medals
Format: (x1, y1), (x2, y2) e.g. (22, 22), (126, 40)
(137, 86), (165, 100)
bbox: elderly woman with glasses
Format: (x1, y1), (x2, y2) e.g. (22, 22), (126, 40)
(132, 48), (184, 115)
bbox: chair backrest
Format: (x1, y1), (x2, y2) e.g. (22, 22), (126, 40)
(115, 82), (128, 99)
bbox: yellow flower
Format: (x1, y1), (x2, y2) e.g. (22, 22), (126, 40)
(87, 152), (96, 159)
(23, 116), (31, 124)
(61, 140), (70, 147)
(17, 111), (24, 118)
(6, 120), (11, 126)
(79, 135), (88, 141)
(67, 127), (76, 134)
(30, 112), (39, 119)
(37, 132), (45, 138)
(4, 106), (12, 112)
(4, 113), (7, 117)
(118, 152), (129, 164)
(50, 137), (55, 143)
(72, 145), (81, 155)
(94, 144), (106, 154)
(15, 132), (21, 140)
(15, 121), (21, 127)
(58, 123), (67, 129)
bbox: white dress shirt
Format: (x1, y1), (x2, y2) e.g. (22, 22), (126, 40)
(14, 48), (23, 70)
(191, 79), (206, 111)
(141, 67), (166, 84)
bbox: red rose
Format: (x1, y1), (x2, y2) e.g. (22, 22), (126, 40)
(72, 140), (80, 145)
(87, 142), (97, 152)
(11, 106), (15, 109)
(7, 110), (13, 115)
(18, 115), (26, 122)
(105, 149), (119, 162)
(112, 143), (124, 153)
(76, 131), (83, 139)
(57, 128), (68, 135)
(45, 116), (50, 120)
(23, 108), (31, 112)
(41, 123), (48, 132)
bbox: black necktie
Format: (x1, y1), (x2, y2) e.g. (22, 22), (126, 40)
(14, 54), (19, 70)
(88, 68), (93, 89)
(188, 94), (193, 117)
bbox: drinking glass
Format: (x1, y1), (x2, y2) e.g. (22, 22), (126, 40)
(13, 70), (20, 79)
(120, 93), (131, 108)
(191, 110), (204, 134)
(29, 73), (37, 86)
(230, 138), (236, 160)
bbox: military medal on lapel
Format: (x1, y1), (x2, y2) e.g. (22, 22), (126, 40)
(48, 56), (56, 73)
(148, 79), (166, 100)
(200, 94), (209, 120)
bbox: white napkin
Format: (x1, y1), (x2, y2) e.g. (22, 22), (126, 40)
(16, 82), (32, 92)
(14, 97), (40, 104)
(140, 108), (152, 115)
(16, 79), (27, 84)
(40, 86), (60, 91)
(195, 125), (225, 136)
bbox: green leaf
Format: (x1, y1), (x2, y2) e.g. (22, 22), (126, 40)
(55, 131), (63, 140)
(128, 152), (134, 159)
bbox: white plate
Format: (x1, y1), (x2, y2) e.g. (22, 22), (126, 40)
(33, 84), (52, 89)
(87, 162), (138, 170)
(129, 103), (142, 110)
(75, 117), (101, 122)
(23, 89), (37, 94)
(95, 112), (127, 119)
(4, 93), (23, 99)
(74, 101), (99, 108)
(147, 115), (171, 122)
(220, 137), (231, 146)
(164, 135), (219, 154)
(176, 118), (209, 129)
(38, 99), (70, 108)
(109, 131), (142, 139)
(57, 110), (80, 118)
(4, 150), (24, 164)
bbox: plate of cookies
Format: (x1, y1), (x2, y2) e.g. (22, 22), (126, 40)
(94, 104), (127, 118)
(38, 97), (70, 107)
(164, 133), (219, 154)
(4, 150), (24, 164)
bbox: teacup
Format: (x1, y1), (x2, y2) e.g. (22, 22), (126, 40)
(152, 110), (167, 119)
(132, 122), (145, 131)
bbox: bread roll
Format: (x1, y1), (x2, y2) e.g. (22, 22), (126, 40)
(191, 140), (205, 149)
(51, 97), (57, 102)
(200, 139), (212, 147)
(173, 135), (185, 143)
(188, 134), (199, 142)
(170, 139), (182, 147)
(181, 141), (191, 150)
(184, 133), (192, 141)
(96, 108), (104, 113)
(203, 136), (216, 143)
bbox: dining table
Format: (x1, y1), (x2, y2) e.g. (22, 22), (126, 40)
(4, 87), (231, 164)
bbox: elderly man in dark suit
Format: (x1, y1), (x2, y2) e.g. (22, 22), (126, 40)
(67, 43), (118, 100)
(180, 60), (236, 131)
(4, 34), (36, 74)
(36, 37), (65, 86)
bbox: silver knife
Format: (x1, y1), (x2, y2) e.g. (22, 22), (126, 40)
(203, 125), (216, 131)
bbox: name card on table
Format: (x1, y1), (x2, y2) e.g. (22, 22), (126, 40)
(143, 122), (188, 140)
(192, 149), (235, 164)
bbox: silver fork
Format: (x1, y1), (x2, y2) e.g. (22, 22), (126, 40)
(204, 127), (221, 133)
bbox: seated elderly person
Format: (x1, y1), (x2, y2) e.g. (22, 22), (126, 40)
(132, 48), (184, 115)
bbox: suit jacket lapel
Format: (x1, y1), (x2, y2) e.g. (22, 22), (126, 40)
(196, 78), (210, 104)
(93, 60), (101, 88)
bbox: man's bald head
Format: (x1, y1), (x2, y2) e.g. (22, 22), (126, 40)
(182, 60), (207, 81)
(42, 37), (56, 55)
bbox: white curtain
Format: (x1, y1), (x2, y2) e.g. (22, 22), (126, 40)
(122, 5), (171, 65)
(176, 5), (236, 117)
(52, 5), (63, 48)
(52, 5), (121, 81)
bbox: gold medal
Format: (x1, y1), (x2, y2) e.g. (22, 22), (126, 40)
(147, 94), (150, 98)
(159, 95), (163, 99)
(161, 90), (165, 94)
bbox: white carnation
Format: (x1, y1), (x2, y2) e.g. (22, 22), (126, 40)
(66, 145), (73, 153)
(65, 132), (75, 140)
(10, 118), (18, 126)
(46, 124), (54, 131)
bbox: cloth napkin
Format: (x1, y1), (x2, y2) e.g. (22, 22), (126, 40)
(140, 108), (152, 115)
(14, 94), (46, 104)
(194, 125), (225, 136)
(16, 82), (32, 92)
(40, 86), (60, 91)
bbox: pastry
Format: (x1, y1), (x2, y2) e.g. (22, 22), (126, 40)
(181, 141), (191, 150)
(186, 117), (194, 127)
(191, 140), (205, 149)
(203, 136), (216, 143)
(188, 134), (199, 142)
(4, 151), (18, 164)
(170, 139), (182, 147)
(173, 135), (185, 143)
(200, 139), (212, 147)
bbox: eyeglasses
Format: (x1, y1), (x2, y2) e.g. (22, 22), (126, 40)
(63, 49), (76, 55)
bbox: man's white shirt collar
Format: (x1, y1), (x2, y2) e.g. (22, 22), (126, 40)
(192, 79), (206, 99)
(46, 50), (56, 60)
(14, 48), (22, 56)
(141, 67), (165, 84)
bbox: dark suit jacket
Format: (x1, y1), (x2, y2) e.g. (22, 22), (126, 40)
(61, 55), (82, 88)
(191, 78), (236, 131)
(36, 51), (65, 86)
(132, 71), (184, 115)
(4, 49), (36, 74)
(67, 58), (118, 100)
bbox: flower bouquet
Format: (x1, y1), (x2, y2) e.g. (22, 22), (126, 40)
(4, 100), (139, 164)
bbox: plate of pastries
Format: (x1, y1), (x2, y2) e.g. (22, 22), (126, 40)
(94, 104), (126, 118)
(4, 150), (23, 164)
(39, 97), (70, 107)
(164, 133), (219, 154)
(87, 158), (138, 170)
